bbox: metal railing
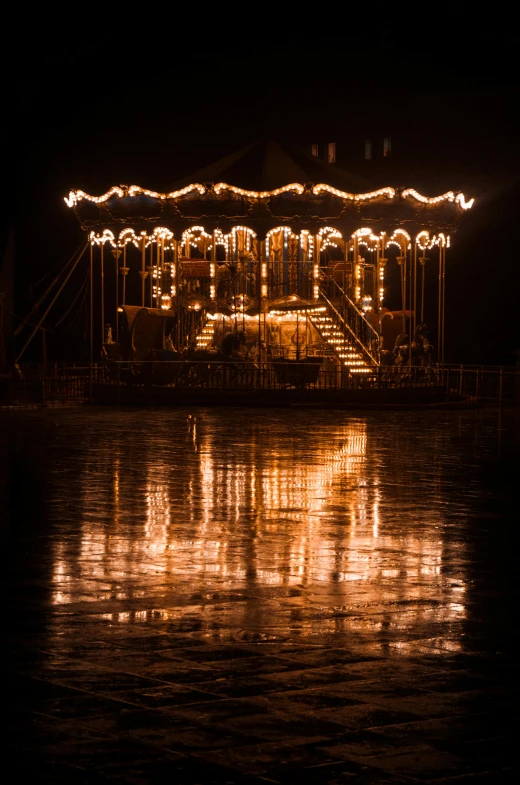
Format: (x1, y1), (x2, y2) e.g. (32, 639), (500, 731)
(319, 280), (381, 366)
(2, 362), (519, 407)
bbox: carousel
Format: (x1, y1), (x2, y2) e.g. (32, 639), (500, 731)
(64, 139), (474, 392)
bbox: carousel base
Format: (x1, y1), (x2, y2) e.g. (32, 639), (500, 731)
(90, 383), (471, 409)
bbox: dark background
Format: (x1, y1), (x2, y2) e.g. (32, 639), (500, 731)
(7, 21), (520, 365)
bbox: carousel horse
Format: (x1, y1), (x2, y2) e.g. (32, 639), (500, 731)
(381, 325), (436, 368)
(393, 333), (410, 366)
(221, 331), (246, 358)
(183, 332), (246, 386)
(245, 339), (268, 366)
(415, 324), (436, 366)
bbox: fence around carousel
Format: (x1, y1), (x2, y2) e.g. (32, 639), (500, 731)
(1, 362), (519, 407)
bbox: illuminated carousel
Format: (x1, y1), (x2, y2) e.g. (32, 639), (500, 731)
(65, 139), (474, 395)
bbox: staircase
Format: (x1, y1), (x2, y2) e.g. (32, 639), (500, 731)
(310, 311), (374, 375)
(193, 281), (381, 377)
(195, 317), (215, 349)
(310, 281), (381, 375)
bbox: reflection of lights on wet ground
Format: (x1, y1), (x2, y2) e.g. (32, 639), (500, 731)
(49, 412), (468, 651)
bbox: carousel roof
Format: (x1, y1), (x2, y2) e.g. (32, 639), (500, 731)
(65, 138), (475, 238)
(170, 138), (372, 193)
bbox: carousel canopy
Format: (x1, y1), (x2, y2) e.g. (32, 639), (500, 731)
(170, 138), (372, 193)
(65, 138), (474, 239)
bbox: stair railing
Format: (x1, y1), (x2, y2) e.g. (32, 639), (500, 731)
(318, 279), (380, 366)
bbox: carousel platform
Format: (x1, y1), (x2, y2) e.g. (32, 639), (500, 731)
(3, 362), (517, 410)
(90, 380), (466, 409)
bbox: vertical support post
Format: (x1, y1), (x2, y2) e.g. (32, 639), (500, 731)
(413, 240), (418, 335)
(89, 240), (94, 365)
(283, 227), (288, 297)
(112, 245), (123, 343)
(442, 244), (446, 365)
(375, 239), (380, 314)
(210, 232), (216, 302)
(100, 243), (105, 346)
(397, 251), (406, 333)
(162, 235), (166, 278)
(260, 238), (267, 354)
(122, 244), (127, 307)
(258, 253), (262, 367)
(173, 238), (179, 349)
(114, 248), (119, 341)
(149, 241), (154, 308)
(140, 234), (147, 307)
(408, 242), (413, 366)
(420, 255), (427, 324)
(402, 245), (407, 330)
(343, 237), (348, 303)
(379, 233), (387, 314)
(437, 245), (442, 366)
(354, 235), (359, 302)
(313, 233), (320, 300)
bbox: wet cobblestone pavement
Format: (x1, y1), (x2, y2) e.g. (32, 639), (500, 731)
(4, 406), (517, 783)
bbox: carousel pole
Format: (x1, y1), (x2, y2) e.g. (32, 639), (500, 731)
(114, 248), (119, 341)
(210, 231), (216, 303)
(397, 249), (406, 333)
(378, 233), (388, 350)
(375, 239), (380, 314)
(260, 239), (266, 357)
(258, 249), (261, 366)
(354, 235), (360, 303)
(420, 254), (427, 323)
(160, 236), (165, 306)
(90, 241), (93, 365)
(379, 232), (387, 313)
(100, 243), (105, 344)
(120, 241), (129, 312)
(157, 239), (161, 306)
(402, 243), (407, 331)
(283, 228), (288, 297)
(297, 231), (301, 298)
(175, 238), (180, 350)
(296, 310), (300, 361)
(112, 246), (122, 342)
(413, 239), (418, 333)
(314, 233), (321, 300)
(441, 244), (446, 366)
(241, 230), (245, 334)
(148, 241), (154, 309)
(437, 243), (442, 365)
(140, 235), (147, 306)
(343, 237), (348, 305)
(408, 241), (413, 364)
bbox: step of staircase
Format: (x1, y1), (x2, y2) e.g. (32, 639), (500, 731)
(311, 313), (374, 374)
(195, 320), (216, 349)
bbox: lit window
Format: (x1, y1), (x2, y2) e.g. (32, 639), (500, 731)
(311, 144), (319, 157)
(383, 137), (392, 157)
(364, 140), (372, 160)
(327, 142), (336, 163)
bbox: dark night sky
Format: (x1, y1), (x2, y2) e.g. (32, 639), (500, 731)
(8, 21), (520, 364)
